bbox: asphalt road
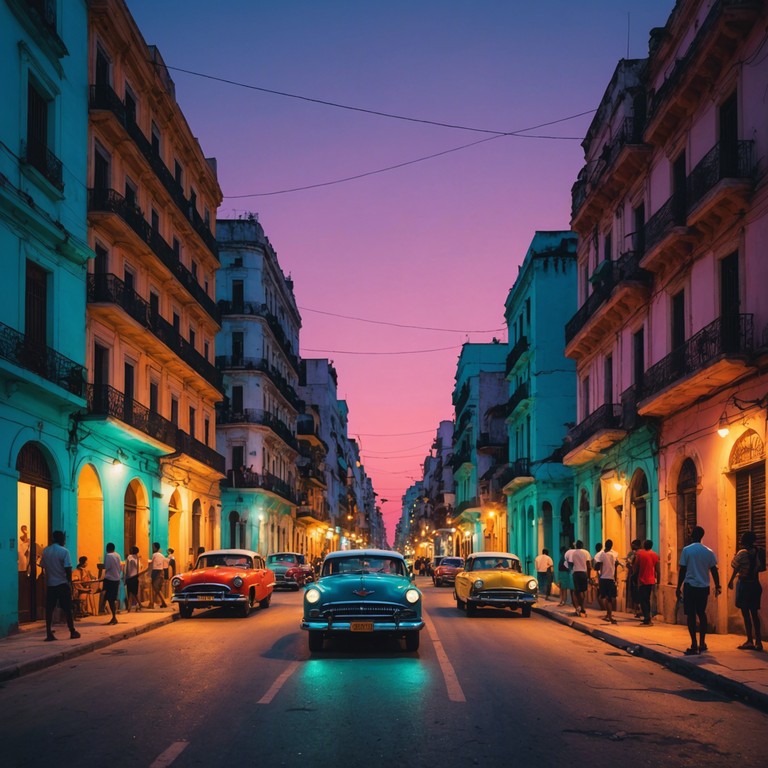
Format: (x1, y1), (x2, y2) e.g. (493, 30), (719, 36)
(2, 579), (766, 768)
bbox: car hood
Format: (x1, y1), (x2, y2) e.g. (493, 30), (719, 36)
(463, 570), (535, 589)
(311, 573), (415, 601)
(177, 567), (251, 584)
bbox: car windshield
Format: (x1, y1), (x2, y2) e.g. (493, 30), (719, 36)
(197, 554), (252, 569)
(441, 558), (464, 568)
(323, 556), (406, 577)
(267, 554), (299, 565)
(469, 557), (521, 572)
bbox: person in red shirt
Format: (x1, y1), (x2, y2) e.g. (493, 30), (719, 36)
(633, 539), (660, 625)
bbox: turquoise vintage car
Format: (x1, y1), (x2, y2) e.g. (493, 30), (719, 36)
(454, 551), (538, 617)
(301, 549), (424, 652)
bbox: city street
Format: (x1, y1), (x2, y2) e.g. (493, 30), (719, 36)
(2, 579), (766, 768)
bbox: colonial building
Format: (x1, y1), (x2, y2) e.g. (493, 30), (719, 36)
(216, 217), (301, 556)
(424, 420), (456, 558)
(83, 0), (224, 578)
(566, 0), (767, 630)
(0, 0), (90, 635)
(503, 231), (577, 573)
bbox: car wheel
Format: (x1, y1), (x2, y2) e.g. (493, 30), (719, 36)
(454, 592), (464, 610)
(238, 592), (253, 618)
(465, 601), (477, 617)
(292, 584), (300, 592)
(521, 605), (532, 618)
(308, 631), (324, 652)
(404, 631), (420, 652)
(179, 605), (193, 619)
(259, 593), (271, 609)
(435, 578), (442, 588)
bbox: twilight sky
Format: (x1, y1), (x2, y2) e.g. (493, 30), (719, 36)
(127, 0), (675, 541)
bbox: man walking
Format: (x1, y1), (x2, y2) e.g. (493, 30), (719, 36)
(534, 548), (554, 600)
(149, 542), (168, 608)
(634, 539), (660, 626)
(593, 538), (619, 624)
(103, 542), (123, 625)
(39, 530), (80, 642)
(566, 540), (591, 617)
(676, 525), (721, 655)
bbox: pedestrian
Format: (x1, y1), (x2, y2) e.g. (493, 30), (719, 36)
(634, 539), (660, 626)
(72, 555), (96, 616)
(727, 531), (765, 651)
(39, 530), (80, 642)
(103, 542), (123, 625)
(593, 538), (620, 624)
(675, 525), (721, 656)
(625, 538), (642, 618)
(534, 548), (554, 600)
(149, 542), (168, 608)
(588, 543), (603, 605)
(566, 540), (591, 617)
(165, 547), (177, 599)
(557, 546), (571, 606)
(124, 546), (144, 612)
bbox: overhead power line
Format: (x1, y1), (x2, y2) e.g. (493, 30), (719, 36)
(302, 345), (459, 355)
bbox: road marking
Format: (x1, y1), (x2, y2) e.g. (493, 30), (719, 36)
(423, 612), (466, 702)
(150, 741), (188, 768)
(258, 660), (300, 704)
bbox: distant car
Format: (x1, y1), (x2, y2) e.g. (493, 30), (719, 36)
(454, 551), (537, 617)
(433, 556), (465, 587)
(432, 556), (445, 570)
(267, 552), (314, 590)
(171, 549), (274, 618)
(301, 549), (424, 652)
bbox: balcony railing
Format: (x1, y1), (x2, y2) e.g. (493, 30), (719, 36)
(477, 432), (505, 452)
(505, 380), (530, 417)
(638, 314), (753, 401)
(223, 469), (298, 504)
(567, 403), (623, 450)
(89, 85), (217, 258)
(85, 384), (224, 473)
(687, 140), (755, 211)
(217, 408), (298, 451)
(453, 497), (480, 517)
(644, 192), (687, 253)
(21, 138), (63, 190)
(23, 0), (67, 55)
(497, 458), (531, 487)
(450, 445), (472, 470)
(506, 335), (529, 376)
(88, 189), (219, 323)
(0, 320), (85, 396)
(453, 381), (470, 412)
(215, 355), (300, 408)
(88, 274), (221, 391)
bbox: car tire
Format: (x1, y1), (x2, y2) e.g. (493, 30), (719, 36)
(292, 584), (300, 592)
(465, 601), (477, 617)
(238, 592), (253, 618)
(521, 605), (532, 618)
(179, 605), (193, 619)
(455, 593), (465, 611)
(435, 578), (442, 588)
(404, 631), (420, 652)
(308, 631), (324, 652)
(259, 594), (271, 609)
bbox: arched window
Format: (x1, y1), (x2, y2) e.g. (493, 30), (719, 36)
(730, 430), (766, 547)
(630, 470), (649, 542)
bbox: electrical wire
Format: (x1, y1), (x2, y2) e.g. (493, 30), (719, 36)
(301, 344), (460, 355)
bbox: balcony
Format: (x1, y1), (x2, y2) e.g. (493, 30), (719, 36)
(499, 458), (533, 493)
(11, 0), (67, 58)
(636, 314), (754, 417)
(565, 250), (652, 359)
(504, 380), (530, 420)
(215, 355), (300, 409)
(21, 138), (63, 190)
(645, 0), (761, 146)
(85, 384), (224, 474)
(88, 274), (221, 393)
(639, 192), (691, 273)
(296, 504), (329, 524)
(563, 404), (625, 466)
(450, 445), (472, 471)
(477, 432), (505, 455)
(0, 320), (85, 397)
(453, 381), (470, 413)
(217, 408), (298, 451)
(223, 469), (298, 505)
(89, 85), (218, 259)
(572, 117), (651, 231)
(686, 140), (755, 237)
(505, 335), (529, 378)
(88, 189), (220, 323)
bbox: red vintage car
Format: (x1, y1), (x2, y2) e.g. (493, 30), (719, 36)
(266, 552), (315, 590)
(432, 556), (465, 587)
(171, 549), (275, 618)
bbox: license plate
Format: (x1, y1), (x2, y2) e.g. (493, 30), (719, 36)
(350, 622), (373, 632)
(196, 595), (215, 601)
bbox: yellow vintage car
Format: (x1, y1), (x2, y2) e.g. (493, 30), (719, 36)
(454, 551), (538, 617)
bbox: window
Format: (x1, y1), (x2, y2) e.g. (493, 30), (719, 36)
(26, 80), (61, 188)
(633, 202), (645, 255)
(204, 417), (210, 446)
(123, 268), (134, 294)
(149, 381), (159, 413)
(124, 87), (137, 125)
(174, 160), (183, 187)
(93, 143), (110, 192)
(581, 376), (590, 420)
(204, 341), (209, 361)
(25, 261), (48, 350)
(170, 396), (179, 426)
(633, 328), (645, 386)
(172, 312), (180, 334)
(232, 445), (244, 473)
(125, 179), (137, 210)
(151, 208), (159, 232)
(232, 280), (244, 307)
(672, 290), (685, 351)
(95, 46), (110, 87)
(232, 331), (244, 364)
(189, 326), (196, 350)
(603, 230), (612, 262)
(191, 260), (198, 281)
(151, 122), (161, 156)
(604, 355), (613, 405)
(149, 291), (159, 317)
(172, 237), (181, 259)
(94, 244), (108, 275)
(189, 406), (196, 440)
(231, 385), (243, 414)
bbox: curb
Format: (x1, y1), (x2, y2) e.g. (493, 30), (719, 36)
(0, 613), (178, 683)
(534, 606), (768, 714)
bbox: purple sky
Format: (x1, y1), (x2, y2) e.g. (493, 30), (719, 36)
(127, 0), (675, 539)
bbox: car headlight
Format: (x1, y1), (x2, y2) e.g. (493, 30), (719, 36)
(171, 576), (183, 590)
(405, 588), (420, 604)
(232, 576), (244, 588)
(473, 579), (484, 590)
(528, 579), (538, 591)
(305, 588), (321, 604)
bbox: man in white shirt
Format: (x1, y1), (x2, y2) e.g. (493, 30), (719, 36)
(594, 538), (620, 624)
(103, 542), (123, 625)
(565, 540), (592, 617)
(534, 548), (554, 600)
(39, 530), (80, 642)
(149, 542), (168, 608)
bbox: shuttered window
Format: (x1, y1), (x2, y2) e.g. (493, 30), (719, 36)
(736, 464), (766, 545)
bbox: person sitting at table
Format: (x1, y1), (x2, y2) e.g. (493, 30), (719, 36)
(72, 555), (96, 616)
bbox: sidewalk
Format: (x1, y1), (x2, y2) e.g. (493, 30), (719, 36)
(535, 599), (768, 712)
(0, 607), (178, 682)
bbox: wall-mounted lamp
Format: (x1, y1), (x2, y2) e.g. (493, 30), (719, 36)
(717, 410), (730, 438)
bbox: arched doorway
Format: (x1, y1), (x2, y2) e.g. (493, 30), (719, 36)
(124, 480), (149, 559)
(630, 470), (649, 543)
(676, 459), (698, 564)
(206, 505), (216, 551)
(560, 497), (573, 550)
(542, 501), (553, 555)
(579, 488), (590, 549)
(228, 510), (243, 548)
(17, 443), (52, 623)
(730, 430), (766, 548)
(76, 464), (104, 573)
(168, 490), (182, 565)
(191, 498), (202, 557)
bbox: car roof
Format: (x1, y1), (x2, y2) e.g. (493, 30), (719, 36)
(324, 549), (404, 560)
(197, 549), (261, 558)
(467, 551), (521, 561)
(267, 552), (302, 556)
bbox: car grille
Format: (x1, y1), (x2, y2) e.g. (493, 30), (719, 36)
(180, 584), (232, 595)
(275, 574), (286, 582)
(478, 589), (529, 600)
(321, 602), (407, 619)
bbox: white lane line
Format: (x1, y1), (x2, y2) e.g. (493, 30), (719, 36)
(150, 741), (188, 768)
(423, 612), (466, 703)
(258, 660), (300, 704)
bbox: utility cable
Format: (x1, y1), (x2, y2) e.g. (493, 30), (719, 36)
(301, 344), (459, 355)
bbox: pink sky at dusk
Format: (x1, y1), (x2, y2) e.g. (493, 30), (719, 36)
(127, 0), (675, 541)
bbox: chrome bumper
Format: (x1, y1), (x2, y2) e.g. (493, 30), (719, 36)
(301, 619), (424, 632)
(468, 593), (536, 606)
(172, 594), (246, 605)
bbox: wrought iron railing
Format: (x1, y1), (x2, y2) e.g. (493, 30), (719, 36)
(223, 469), (298, 503)
(453, 497), (480, 517)
(567, 403), (623, 449)
(687, 140), (755, 211)
(644, 192), (687, 253)
(0, 320), (85, 396)
(453, 381), (470, 412)
(506, 335), (529, 376)
(21, 138), (63, 189)
(214, 355), (300, 408)
(505, 380), (530, 417)
(497, 458), (531, 487)
(216, 408), (298, 450)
